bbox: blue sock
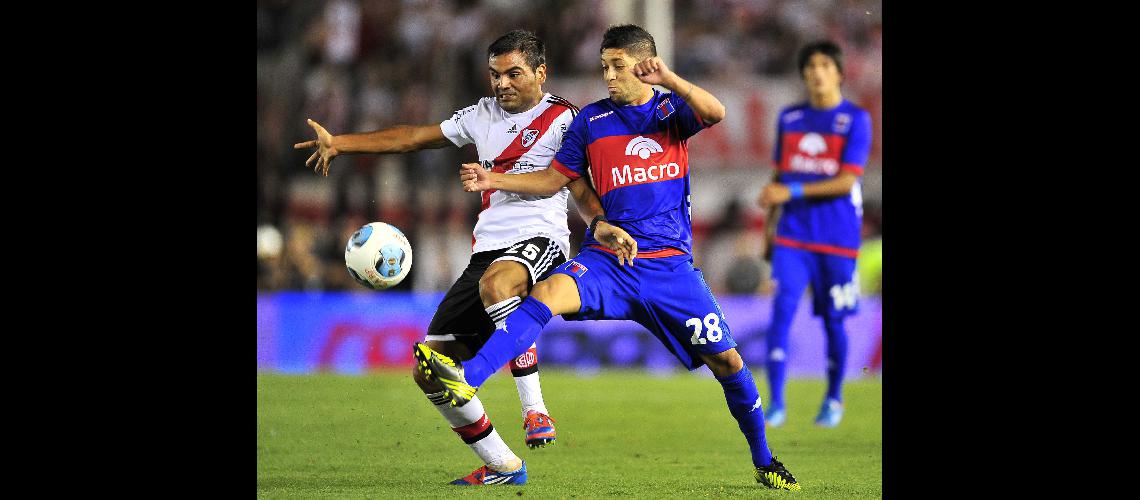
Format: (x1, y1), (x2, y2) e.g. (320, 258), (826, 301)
(823, 316), (848, 402)
(765, 293), (796, 409)
(716, 365), (773, 468)
(464, 296), (553, 387)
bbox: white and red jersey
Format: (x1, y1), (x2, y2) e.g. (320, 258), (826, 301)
(440, 93), (579, 255)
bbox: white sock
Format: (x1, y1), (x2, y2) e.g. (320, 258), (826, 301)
(485, 296), (521, 330)
(509, 342), (549, 419)
(426, 391), (519, 470)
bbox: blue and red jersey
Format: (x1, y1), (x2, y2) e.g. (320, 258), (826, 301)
(552, 89), (707, 257)
(772, 99), (871, 258)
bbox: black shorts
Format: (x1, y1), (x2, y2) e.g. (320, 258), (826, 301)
(424, 236), (566, 352)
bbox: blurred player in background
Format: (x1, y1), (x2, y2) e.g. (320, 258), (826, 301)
(416, 24), (800, 491)
(294, 30), (636, 485)
(757, 40), (872, 428)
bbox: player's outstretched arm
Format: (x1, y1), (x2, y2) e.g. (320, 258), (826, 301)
(293, 119), (452, 176)
(632, 57), (725, 125)
(459, 162), (570, 195)
(568, 178), (638, 266)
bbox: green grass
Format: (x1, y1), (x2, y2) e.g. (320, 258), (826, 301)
(258, 370), (881, 498)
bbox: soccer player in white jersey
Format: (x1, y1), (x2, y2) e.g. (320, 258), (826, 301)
(294, 30), (636, 485)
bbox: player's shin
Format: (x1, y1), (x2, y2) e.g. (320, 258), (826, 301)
(715, 365), (775, 468)
(464, 296), (553, 386)
(823, 316), (848, 402)
(509, 343), (548, 417)
(426, 391), (521, 471)
(765, 298), (796, 409)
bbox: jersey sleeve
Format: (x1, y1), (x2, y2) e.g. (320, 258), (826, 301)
(551, 111), (588, 181)
(439, 102), (479, 147)
(840, 109), (872, 175)
(672, 93), (709, 140)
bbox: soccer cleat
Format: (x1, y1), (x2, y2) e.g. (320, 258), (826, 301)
(450, 461), (528, 485)
(523, 410), (557, 448)
(765, 404), (786, 428)
(755, 456), (801, 491)
(814, 399), (843, 428)
(412, 342), (477, 407)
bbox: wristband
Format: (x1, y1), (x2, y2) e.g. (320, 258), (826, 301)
(787, 183), (805, 199)
(590, 215), (607, 233)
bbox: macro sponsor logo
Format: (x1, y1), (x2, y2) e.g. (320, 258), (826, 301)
(624, 136), (663, 160)
(611, 162), (682, 187)
(589, 110), (614, 122)
(790, 132), (838, 175)
(798, 133), (827, 155)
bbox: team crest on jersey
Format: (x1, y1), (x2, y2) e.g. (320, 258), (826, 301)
(656, 98), (675, 120)
(521, 128), (539, 147)
(833, 113), (852, 133)
(566, 260), (588, 277)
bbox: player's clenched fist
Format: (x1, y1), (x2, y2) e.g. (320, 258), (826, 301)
(459, 162), (492, 192)
(633, 56), (675, 86)
(760, 182), (792, 206)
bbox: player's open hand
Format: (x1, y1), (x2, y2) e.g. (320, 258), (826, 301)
(293, 119), (339, 176)
(594, 221), (638, 266)
(760, 183), (791, 206)
(460, 162), (492, 192)
(633, 56), (675, 86)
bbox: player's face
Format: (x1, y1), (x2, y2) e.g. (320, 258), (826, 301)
(488, 51), (546, 113)
(802, 53), (842, 97)
(601, 49), (648, 105)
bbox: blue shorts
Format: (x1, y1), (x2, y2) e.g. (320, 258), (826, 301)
(549, 247), (737, 370)
(771, 245), (859, 318)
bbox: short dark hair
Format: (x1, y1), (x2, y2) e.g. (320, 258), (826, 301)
(488, 30), (545, 72)
(600, 24), (657, 60)
(797, 40), (844, 75)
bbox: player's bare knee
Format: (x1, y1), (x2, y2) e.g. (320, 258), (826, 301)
(478, 271), (527, 306)
(703, 348), (745, 378)
(530, 274), (580, 315)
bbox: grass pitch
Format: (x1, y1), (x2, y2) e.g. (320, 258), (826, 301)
(258, 369), (881, 498)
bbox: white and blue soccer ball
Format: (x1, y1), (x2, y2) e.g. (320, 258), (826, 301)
(344, 222), (413, 290)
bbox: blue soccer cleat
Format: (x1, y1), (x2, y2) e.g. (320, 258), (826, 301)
(814, 399), (843, 428)
(450, 461), (528, 485)
(765, 404), (786, 428)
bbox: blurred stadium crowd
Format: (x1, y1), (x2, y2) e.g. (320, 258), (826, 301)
(257, 0), (882, 296)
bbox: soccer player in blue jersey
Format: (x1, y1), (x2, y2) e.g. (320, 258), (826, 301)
(415, 24), (800, 490)
(757, 41), (873, 428)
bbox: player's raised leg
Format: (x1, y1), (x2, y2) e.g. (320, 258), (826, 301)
(468, 273), (581, 386)
(479, 258), (559, 448)
(416, 273), (583, 407)
(411, 341), (526, 485)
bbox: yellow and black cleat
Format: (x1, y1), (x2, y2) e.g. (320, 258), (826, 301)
(412, 342), (478, 407)
(755, 456), (801, 491)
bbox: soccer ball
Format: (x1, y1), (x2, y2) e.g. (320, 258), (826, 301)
(344, 222), (413, 290)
